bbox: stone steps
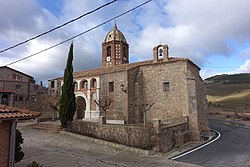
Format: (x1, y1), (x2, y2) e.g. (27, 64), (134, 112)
(32, 123), (62, 133)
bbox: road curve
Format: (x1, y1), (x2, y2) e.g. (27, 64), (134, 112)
(176, 122), (250, 167)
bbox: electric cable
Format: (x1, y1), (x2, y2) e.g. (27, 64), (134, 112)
(5, 0), (153, 66)
(0, 0), (117, 54)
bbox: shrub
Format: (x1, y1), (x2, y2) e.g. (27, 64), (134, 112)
(15, 129), (24, 163)
(27, 161), (43, 167)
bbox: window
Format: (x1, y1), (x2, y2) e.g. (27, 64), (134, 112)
(158, 46), (164, 59)
(107, 46), (111, 62)
(163, 82), (170, 92)
(19, 96), (23, 101)
(109, 82), (114, 92)
(123, 47), (126, 61)
(13, 74), (22, 81)
(51, 81), (55, 88)
(91, 79), (97, 88)
(13, 95), (17, 101)
(82, 80), (88, 89)
(16, 85), (22, 91)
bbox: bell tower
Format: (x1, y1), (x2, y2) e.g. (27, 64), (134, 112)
(102, 23), (129, 67)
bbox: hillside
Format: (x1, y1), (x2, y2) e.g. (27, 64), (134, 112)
(205, 73), (250, 84)
(205, 73), (250, 109)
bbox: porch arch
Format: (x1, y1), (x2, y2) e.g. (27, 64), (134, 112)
(75, 92), (88, 120)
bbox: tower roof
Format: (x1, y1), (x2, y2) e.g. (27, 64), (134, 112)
(104, 23), (127, 43)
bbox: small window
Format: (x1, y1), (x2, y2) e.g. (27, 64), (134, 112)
(109, 82), (114, 92)
(19, 96), (23, 101)
(13, 74), (22, 81)
(123, 47), (126, 59)
(163, 82), (170, 92)
(13, 95), (17, 101)
(16, 85), (22, 91)
(107, 56), (111, 62)
(51, 81), (55, 88)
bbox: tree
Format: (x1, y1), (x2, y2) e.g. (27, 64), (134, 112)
(59, 43), (76, 128)
(130, 101), (155, 127)
(140, 102), (155, 127)
(94, 95), (113, 120)
(15, 129), (24, 163)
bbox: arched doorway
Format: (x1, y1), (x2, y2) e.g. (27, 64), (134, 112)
(1, 94), (8, 105)
(76, 96), (86, 119)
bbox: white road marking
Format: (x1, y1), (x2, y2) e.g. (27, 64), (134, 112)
(171, 129), (221, 160)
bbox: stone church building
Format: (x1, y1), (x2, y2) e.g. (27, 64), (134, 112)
(48, 24), (209, 140)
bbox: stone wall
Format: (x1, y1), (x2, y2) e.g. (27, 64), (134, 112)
(127, 67), (142, 123)
(157, 123), (190, 152)
(14, 94), (56, 119)
(187, 63), (210, 135)
(138, 61), (188, 123)
(68, 121), (155, 150)
(0, 67), (32, 82)
(68, 120), (191, 153)
(100, 71), (127, 121)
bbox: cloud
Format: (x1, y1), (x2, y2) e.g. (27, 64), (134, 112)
(237, 59), (250, 73)
(0, 0), (250, 85)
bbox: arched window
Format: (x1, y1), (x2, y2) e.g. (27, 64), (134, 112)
(157, 46), (164, 59)
(91, 79), (97, 88)
(1, 94), (8, 105)
(81, 80), (88, 89)
(123, 47), (127, 61)
(107, 46), (111, 62)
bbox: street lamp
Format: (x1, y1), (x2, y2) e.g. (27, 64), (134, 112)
(120, 84), (126, 93)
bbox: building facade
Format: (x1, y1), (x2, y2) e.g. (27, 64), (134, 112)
(48, 24), (209, 140)
(0, 66), (46, 106)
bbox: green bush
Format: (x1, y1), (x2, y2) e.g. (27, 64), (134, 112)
(15, 129), (24, 163)
(27, 161), (43, 167)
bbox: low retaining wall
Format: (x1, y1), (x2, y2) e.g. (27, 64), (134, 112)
(68, 120), (191, 152)
(68, 121), (155, 150)
(157, 123), (190, 152)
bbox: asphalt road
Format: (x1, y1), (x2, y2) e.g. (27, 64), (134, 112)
(176, 122), (250, 167)
(15, 123), (198, 167)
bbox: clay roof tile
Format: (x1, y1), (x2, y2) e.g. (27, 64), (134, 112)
(0, 105), (41, 120)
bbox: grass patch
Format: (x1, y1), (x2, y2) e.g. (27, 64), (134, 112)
(206, 83), (250, 109)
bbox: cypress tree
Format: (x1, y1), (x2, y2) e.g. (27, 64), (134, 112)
(59, 43), (76, 128)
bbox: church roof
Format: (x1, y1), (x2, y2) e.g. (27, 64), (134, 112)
(73, 57), (199, 79)
(104, 23), (127, 43)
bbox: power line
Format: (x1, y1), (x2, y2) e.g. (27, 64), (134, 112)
(202, 65), (250, 69)
(5, 0), (152, 66)
(0, 0), (117, 54)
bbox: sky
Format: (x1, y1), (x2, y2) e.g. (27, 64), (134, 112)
(0, 0), (250, 86)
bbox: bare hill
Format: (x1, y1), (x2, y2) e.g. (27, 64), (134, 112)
(205, 73), (250, 109)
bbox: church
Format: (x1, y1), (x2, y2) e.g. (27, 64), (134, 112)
(48, 23), (209, 141)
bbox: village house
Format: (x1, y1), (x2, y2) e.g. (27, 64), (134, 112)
(48, 24), (209, 151)
(0, 105), (40, 167)
(0, 66), (46, 106)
